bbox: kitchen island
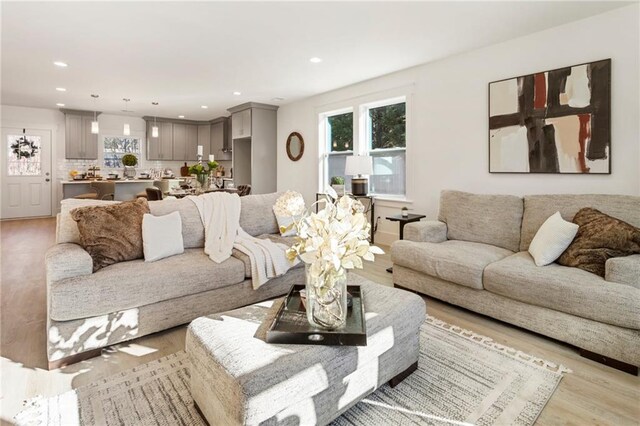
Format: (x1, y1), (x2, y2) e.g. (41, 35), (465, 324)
(61, 179), (182, 201)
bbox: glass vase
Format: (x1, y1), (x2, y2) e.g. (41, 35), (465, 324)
(305, 266), (348, 330)
(196, 173), (209, 192)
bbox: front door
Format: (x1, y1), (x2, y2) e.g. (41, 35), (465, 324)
(1, 128), (52, 219)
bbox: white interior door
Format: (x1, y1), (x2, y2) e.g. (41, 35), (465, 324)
(1, 128), (52, 219)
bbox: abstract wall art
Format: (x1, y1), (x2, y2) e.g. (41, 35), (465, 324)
(489, 59), (611, 174)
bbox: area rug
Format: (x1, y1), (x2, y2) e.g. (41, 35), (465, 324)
(15, 316), (570, 426)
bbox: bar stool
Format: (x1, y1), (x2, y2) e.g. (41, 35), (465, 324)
(145, 187), (163, 201)
(237, 184), (251, 196)
(74, 181), (115, 201)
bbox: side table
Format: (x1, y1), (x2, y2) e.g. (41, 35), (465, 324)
(386, 213), (426, 273)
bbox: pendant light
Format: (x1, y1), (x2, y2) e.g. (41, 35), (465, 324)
(151, 102), (159, 138)
(122, 98), (131, 136)
(90, 94), (99, 134)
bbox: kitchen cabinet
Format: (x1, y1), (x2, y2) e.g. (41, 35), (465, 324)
(147, 121), (173, 160)
(63, 110), (99, 159)
(172, 123), (186, 160)
(143, 117), (232, 162)
(231, 108), (251, 139)
(210, 118), (226, 158)
(186, 124), (198, 160)
(227, 102), (278, 194)
(198, 124), (211, 160)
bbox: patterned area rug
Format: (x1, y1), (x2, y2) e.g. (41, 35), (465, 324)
(15, 316), (569, 426)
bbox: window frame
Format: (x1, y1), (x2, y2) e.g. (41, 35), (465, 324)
(318, 91), (411, 201)
(319, 107), (354, 192)
(102, 135), (142, 169)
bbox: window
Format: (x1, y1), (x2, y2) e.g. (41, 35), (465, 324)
(320, 97), (407, 198)
(325, 111), (354, 192)
(7, 133), (42, 176)
(366, 101), (406, 196)
(103, 136), (141, 168)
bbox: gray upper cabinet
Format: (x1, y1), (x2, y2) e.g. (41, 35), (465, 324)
(63, 110), (99, 159)
(159, 122), (173, 160)
(147, 121), (173, 160)
(172, 123), (187, 160)
(174, 124), (198, 161)
(82, 116), (98, 159)
(210, 118), (227, 158)
(186, 124), (198, 160)
(197, 124), (211, 160)
(143, 117), (230, 162)
(146, 121), (161, 160)
(231, 108), (251, 139)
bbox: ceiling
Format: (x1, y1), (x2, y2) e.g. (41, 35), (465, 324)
(1, 1), (631, 120)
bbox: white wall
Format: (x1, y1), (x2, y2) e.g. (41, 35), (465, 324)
(276, 5), (640, 245)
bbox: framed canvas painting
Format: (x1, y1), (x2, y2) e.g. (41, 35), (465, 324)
(489, 59), (611, 174)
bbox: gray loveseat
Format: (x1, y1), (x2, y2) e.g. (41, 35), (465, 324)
(46, 192), (303, 368)
(391, 190), (640, 370)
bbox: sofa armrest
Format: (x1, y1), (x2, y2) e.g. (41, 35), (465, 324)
(403, 220), (447, 243)
(605, 255), (640, 289)
(45, 243), (93, 283)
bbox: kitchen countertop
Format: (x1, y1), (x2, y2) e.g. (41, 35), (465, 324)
(62, 178), (181, 184)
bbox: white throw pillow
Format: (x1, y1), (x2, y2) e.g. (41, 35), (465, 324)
(273, 191), (306, 237)
(528, 211), (579, 266)
(142, 211), (184, 262)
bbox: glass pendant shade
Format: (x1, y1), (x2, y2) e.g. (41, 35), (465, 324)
(123, 123), (131, 136)
(151, 126), (159, 138)
(91, 121), (99, 134)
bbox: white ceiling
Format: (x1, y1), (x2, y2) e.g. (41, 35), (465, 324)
(1, 1), (630, 120)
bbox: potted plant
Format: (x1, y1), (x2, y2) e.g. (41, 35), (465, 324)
(330, 176), (345, 196)
(121, 154), (138, 179)
(189, 160), (219, 191)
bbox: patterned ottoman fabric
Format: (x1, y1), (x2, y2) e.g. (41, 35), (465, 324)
(186, 275), (426, 426)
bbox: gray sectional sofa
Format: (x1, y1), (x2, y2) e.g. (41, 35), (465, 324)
(391, 191), (640, 370)
(46, 192), (303, 368)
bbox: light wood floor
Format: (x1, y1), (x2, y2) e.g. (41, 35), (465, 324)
(1, 218), (638, 425)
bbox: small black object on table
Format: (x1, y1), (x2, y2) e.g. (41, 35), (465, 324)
(386, 213), (426, 273)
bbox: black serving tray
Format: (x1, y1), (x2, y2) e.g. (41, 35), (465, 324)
(265, 284), (367, 346)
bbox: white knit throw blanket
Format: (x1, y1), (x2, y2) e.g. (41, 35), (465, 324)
(187, 192), (294, 289)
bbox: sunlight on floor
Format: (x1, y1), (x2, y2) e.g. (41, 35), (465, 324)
(1, 356), (85, 423)
(360, 398), (475, 426)
(115, 343), (158, 357)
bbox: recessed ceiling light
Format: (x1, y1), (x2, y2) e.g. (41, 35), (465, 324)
(271, 97), (285, 101)
(53, 61), (68, 67)
(56, 87), (66, 92)
(201, 105), (208, 109)
(56, 103), (65, 107)
(178, 115), (185, 118)
(309, 57), (323, 63)
(233, 91), (241, 96)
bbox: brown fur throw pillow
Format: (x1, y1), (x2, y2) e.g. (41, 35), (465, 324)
(557, 208), (640, 277)
(71, 198), (150, 272)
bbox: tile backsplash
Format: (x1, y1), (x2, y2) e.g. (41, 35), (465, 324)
(58, 158), (232, 180)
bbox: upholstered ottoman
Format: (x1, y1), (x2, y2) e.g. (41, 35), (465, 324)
(186, 274), (426, 426)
